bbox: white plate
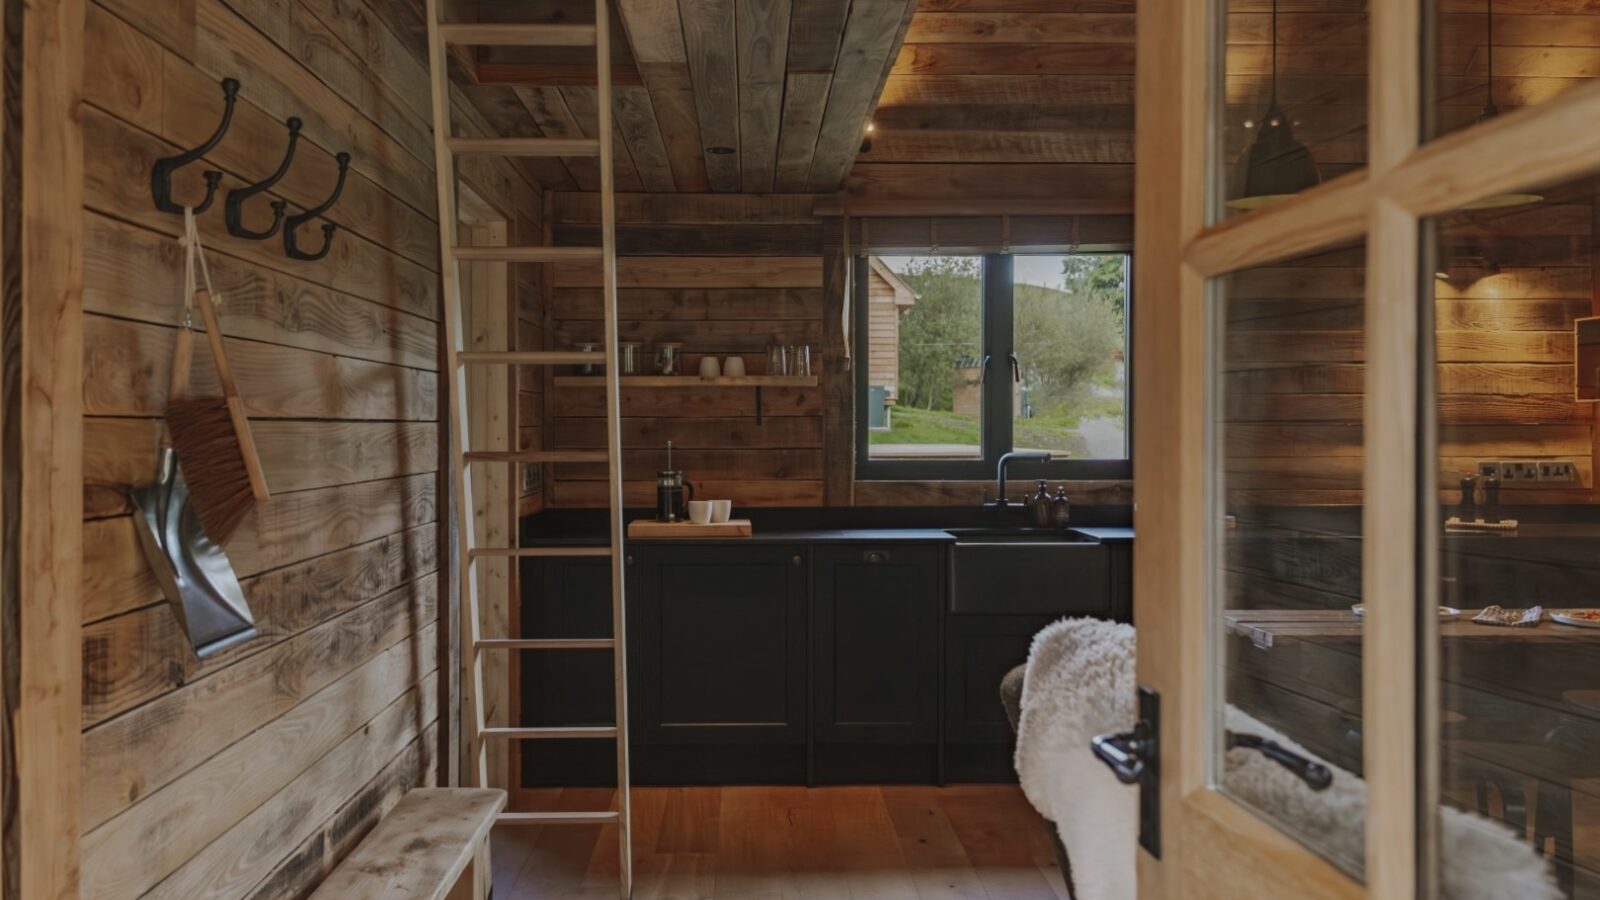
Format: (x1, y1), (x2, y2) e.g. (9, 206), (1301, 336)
(1550, 610), (1600, 629)
(1351, 605), (1460, 620)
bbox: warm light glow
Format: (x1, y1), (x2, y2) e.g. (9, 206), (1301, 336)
(1459, 192), (1544, 210)
(1225, 193), (1298, 211)
(865, 121), (876, 133)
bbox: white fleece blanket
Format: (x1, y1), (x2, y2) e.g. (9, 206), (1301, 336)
(1014, 617), (1560, 900)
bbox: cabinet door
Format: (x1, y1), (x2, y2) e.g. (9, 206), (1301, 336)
(813, 545), (940, 744)
(944, 614), (1057, 745)
(631, 544), (807, 745)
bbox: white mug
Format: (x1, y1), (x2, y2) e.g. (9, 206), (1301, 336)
(723, 356), (747, 377)
(687, 500), (713, 525)
(710, 500), (732, 523)
(699, 356), (721, 378)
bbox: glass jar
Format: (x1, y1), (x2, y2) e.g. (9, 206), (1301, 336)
(655, 342), (683, 376)
(618, 342), (640, 375)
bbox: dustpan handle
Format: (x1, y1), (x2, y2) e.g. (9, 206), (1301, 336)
(192, 287), (270, 503)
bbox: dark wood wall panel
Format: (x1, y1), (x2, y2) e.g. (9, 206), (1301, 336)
(77, 1), (540, 898)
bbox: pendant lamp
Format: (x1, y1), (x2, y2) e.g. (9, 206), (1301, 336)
(1462, 0), (1541, 210)
(1226, 0), (1321, 211)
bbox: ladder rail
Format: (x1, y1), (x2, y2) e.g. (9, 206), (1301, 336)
(423, 5), (631, 896)
(423, 0), (490, 791)
(595, 0), (633, 894)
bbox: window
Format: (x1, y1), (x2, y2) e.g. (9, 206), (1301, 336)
(855, 253), (1132, 482)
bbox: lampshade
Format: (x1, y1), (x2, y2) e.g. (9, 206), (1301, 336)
(1228, 103), (1322, 210)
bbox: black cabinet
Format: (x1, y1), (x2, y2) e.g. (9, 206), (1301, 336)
(812, 545), (941, 782)
(943, 613), (1059, 781)
(813, 545), (940, 742)
(629, 544), (808, 747)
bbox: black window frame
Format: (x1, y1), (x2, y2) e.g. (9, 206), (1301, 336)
(853, 252), (1134, 484)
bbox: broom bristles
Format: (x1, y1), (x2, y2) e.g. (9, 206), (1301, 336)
(166, 395), (258, 542)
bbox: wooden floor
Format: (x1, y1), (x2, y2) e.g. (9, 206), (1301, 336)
(489, 785), (1070, 899)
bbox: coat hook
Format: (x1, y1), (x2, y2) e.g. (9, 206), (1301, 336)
(283, 151), (350, 262)
(225, 116), (302, 240)
(152, 77), (241, 215)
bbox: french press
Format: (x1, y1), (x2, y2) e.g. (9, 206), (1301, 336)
(655, 440), (693, 522)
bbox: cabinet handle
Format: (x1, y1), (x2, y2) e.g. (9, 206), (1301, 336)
(792, 555), (803, 566)
(863, 550), (890, 564)
(625, 555), (635, 566)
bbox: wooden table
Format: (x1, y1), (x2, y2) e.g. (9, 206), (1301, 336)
(1222, 607), (1600, 894)
(1224, 608), (1600, 650)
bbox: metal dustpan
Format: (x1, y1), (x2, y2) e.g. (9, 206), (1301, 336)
(131, 446), (258, 658)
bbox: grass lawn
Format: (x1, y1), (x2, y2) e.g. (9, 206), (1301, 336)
(870, 405), (1119, 457)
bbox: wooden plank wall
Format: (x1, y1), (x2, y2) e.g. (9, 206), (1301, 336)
(77, 2), (540, 899)
(547, 195), (826, 507)
(543, 193), (1137, 508)
(1224, 201), (1596, 507)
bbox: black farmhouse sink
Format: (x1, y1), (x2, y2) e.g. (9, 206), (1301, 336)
(946, 527), (1112, 614)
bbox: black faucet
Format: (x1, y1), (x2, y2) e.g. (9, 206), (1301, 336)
(987, 451), (1052, 509)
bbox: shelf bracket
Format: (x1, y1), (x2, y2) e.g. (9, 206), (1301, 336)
(755, 386), (764, 425)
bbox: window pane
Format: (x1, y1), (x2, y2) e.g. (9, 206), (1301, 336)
(1212, 241), (1366, 877)
(866, 255), (984, 461)
(1428, 4), (1600, 143)
(1012, 254), (1129, 460)
(1215, 0), (1369, 218)
(1425, 174), (1600, 899)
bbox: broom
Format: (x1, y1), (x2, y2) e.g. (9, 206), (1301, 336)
(166, 210), (269, 541)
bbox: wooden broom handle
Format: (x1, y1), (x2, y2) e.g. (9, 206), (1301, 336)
(193, 288), (271, 502)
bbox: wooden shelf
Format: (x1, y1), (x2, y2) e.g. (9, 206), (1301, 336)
(552, 375), (819, 388)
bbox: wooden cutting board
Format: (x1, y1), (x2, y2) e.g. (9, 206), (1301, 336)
(627, 519), (753, 539)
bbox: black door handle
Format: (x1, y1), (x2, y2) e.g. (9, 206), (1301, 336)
(1226, 731), (1333, 791)
(1088, 687), (1162, 857)
(1091, 721), (1154, 785)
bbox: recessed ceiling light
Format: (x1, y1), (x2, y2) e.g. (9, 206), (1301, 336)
(706, 146), (734, 155)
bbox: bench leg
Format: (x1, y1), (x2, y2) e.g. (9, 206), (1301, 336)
(447, 842), (492, 900)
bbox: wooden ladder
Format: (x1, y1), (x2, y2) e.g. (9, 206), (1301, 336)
(423, 2), (632, 897)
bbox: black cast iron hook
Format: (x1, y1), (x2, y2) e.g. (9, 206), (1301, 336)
(283, 151), (350, 262)
(152, 77), (240, 215)
(225, 116), (302, 240)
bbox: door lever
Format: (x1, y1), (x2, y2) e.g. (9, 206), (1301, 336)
(1226, 731), (1334, 791)
(1089, 687), (1161, 857)
(1091, 721), (1153, 784)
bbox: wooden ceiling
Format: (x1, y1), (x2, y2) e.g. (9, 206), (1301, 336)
(447, 0), (918, 193)
(438, 0), (1600, 200)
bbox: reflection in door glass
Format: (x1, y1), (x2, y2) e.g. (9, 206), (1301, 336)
(1427, 1), (1600, 144)
(1425, 173), (1600, 899)
(1214, 0), (1369, 217)
(1210, 241), (1366, 877)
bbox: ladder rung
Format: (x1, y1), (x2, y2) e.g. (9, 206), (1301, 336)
(483, 726), (617, 740)
(458, 351), (605, 366)
(464, 450), (608, 464)
(454, 245), (603, 263)
(476, 638), (614, 651)
(436, 23), (596, 47)
(469, 546), (612, 560)
(446, 137), (601, 157)
(497, 810), (619, 826)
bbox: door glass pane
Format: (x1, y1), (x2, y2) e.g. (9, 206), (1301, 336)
(1427, 3), (1600, 143)
(1012, 254), (1130, 459)
(1211, 240), (1366, 877)
(1214, 0), (1369, 218)
(1425, 174), (1600, 899)
(866, 255), (985, 461)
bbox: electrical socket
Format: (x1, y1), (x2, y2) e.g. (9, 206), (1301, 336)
(1500, 460), (1541, 483)
(1538, 460), (1578, 483)
(1477, 461), (1499, 479)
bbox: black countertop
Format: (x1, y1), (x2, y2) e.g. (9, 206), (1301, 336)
(519, 506), (1135, 547)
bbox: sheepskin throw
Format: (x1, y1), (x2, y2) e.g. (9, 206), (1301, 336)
(1013, 617), (1560, 900)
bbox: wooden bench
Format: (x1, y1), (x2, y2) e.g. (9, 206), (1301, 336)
(309, 788), (506, 900)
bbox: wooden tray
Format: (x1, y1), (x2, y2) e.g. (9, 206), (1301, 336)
(627, 519), (753, 539)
